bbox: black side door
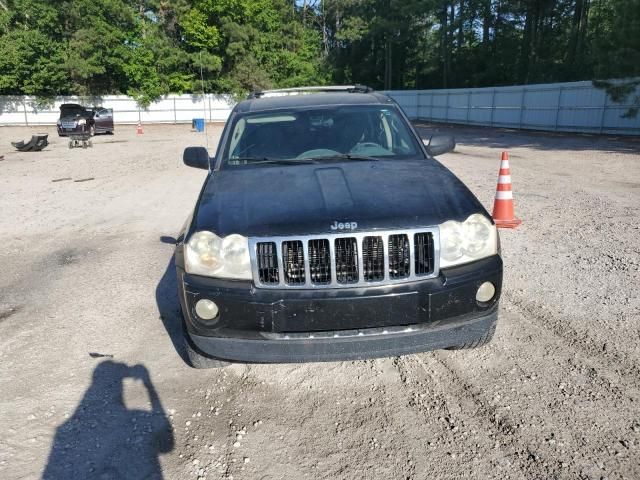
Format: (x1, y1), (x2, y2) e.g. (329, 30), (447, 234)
(94, 108), (114, 133)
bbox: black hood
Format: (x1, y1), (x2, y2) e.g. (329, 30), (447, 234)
(59, 104), (93, 120)
(193, 160), (488, 237)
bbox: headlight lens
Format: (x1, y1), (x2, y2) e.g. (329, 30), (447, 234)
(439, 214), (497, 268)
(185, 231), (251, 279)
(78, 119), (86, 126)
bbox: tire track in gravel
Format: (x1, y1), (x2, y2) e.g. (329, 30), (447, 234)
(354, 359), (419, 480)
(179, 360), (425, 480)
(504, 290), (640, 390)
(412, 300), (640, 480)
(424, 350), (597, 480)
(392, 354), (538, 480)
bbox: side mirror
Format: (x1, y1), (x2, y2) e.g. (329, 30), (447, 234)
(423, 135), (456, 156)
(183, 146), (210, 169)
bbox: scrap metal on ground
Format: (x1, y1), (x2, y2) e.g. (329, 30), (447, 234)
(11, 134), (49, 152)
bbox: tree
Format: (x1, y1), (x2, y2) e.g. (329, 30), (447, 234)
(0, 0), (638, 100)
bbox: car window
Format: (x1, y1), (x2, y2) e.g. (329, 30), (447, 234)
(223, 105), (423, 166)
(60, 105), (85, 117)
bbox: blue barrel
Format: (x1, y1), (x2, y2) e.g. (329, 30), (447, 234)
(193, 118), (205, 132)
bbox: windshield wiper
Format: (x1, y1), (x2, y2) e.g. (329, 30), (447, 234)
(232, 157), (321, 165)
(299, 154), (379, 162)
(231, 155), (380, 165)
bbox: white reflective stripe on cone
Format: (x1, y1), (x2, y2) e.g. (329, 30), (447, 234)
(495, 190), (513, 200)
(500, 161), (510, 168)
(498, 175), (512, 184)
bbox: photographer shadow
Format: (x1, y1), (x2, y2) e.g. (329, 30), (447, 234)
(42, 361), (174, 480)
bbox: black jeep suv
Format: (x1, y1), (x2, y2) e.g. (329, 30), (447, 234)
(176, 86), (502, 368)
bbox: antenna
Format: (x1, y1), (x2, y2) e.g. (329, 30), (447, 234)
(199, 51), (210, 154)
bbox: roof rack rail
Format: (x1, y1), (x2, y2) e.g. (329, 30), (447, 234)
(247, 85), (373, 99)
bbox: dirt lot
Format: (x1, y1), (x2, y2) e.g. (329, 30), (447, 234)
(0, 122), (639, 480)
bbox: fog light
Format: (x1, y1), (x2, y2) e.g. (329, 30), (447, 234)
(195, 299), (219, 320)
(476, 282), (495, 303)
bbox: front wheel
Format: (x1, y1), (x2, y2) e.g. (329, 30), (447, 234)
(447, 317), (497, 350)
(183, 332), (230, 369)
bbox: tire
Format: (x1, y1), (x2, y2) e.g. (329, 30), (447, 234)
(183, 330), (230, 369)
(447, 317), (497, 350)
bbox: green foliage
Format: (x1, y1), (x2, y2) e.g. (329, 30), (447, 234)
(0, 0), (638, 107)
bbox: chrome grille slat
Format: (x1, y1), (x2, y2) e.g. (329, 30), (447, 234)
(383, 234), (391, 282)
(249, 228), (440, 289)
(356, 238), (365, 283)
(328, 239), (338, 284)
(302, 240), (312, 286)
(408, 233), (416, 278)
(275, 240), (285, 287)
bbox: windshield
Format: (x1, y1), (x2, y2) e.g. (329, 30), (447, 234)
(60, 105), (91, 118)
(222, 105), (424, 166)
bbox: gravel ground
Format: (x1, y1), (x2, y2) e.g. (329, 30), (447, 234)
(0, 122), (639, 480)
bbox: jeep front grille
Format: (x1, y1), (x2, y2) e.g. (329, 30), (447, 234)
(362, 236), (384, 281)
(256, 242), (279, 284)
(388, 234), (410, 279)
(282, 240), (305, 285)
(251, 228), (439, 289)
(335, 237), (359, 284)
(308, 239), (331, 284)
(414, 232), (435, 275)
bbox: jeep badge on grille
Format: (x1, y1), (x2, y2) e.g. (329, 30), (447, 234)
(331, 221), (358, 230)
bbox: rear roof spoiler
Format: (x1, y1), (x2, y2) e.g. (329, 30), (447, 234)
(247, 85), (373, 99)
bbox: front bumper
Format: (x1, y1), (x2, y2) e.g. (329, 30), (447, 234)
(57, 125), (87, 136)
(177, 254), (502, 362)
(190, 308), (497, 362)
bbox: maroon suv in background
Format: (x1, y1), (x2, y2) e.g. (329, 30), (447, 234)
(57, 103), (114, 136)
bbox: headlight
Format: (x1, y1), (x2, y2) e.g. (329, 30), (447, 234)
(77, 119), (86, 126)
(439, 214), (497, 268)
(184, 231), (251, 279)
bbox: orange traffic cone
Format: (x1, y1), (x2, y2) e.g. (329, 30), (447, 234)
(492, 151), (521, 228)
(136, 122), (143, 135)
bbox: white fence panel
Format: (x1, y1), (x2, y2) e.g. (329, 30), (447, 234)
(2, 81), (639, 135)
(0, 94), (234, 126)
(469, 90), (493, 124)
(384, 80), (640, 135)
